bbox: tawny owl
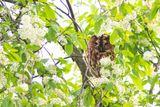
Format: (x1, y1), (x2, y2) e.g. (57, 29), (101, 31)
(86, 34), (115, 77)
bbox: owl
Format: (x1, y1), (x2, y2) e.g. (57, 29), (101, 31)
(85, 34), (115, 77)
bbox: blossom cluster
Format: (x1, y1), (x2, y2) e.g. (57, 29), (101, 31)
(88, 56), (126, 87)
(143, 50), (158, 63)
(0, 45), (10, 65)
(100, 57), (126, 78)
(0, 72), (7, 89)
(102, 11), (138, 33)
(89, 77), (109, 87)
(18, 15), (48, 46)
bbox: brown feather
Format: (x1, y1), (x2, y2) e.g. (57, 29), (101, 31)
(85, 34), (115, 77)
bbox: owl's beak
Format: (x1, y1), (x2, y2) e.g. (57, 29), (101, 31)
(98, 46), (105, 52)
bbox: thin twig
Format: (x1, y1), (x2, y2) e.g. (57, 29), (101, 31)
(43, 46), (57, 65)
(33, 42), (48, 53)
(60, 0), (69, 15)
(145, 27), (160, 58)
(56, 6), (82, 32)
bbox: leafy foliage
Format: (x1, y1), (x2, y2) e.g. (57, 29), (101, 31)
(0, 0), (160, 106)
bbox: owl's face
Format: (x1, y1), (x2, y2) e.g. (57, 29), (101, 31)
(92, 34), (112, 52)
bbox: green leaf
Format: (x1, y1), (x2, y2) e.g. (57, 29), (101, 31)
(78, 12), (88, 21)
(77, 38), (87, 50)
(3, 43), (13, 52)
(26, 44), (40, 51)
(1, 97), (15, 107)
(56, 67), (63, 77)
(48, 81), (56, 90)
(120, 3), (132, 17)
(94, 18), (103, 33)
(63, 64), (72, 73)
(83, 91), (95, 107)
(111, 7), (117, 17)
(15, 86), (25, 93)
(90, 4), (98, 14)
(31, 83), (44, 95)
(130, 74), (143, 90)
(45, 25), (58, 42)
(21, 53), (27, 62)
(110, 29), (121, 44)
(104, 82), (114, 91)
(123, 103), (134, 107)
(151, 74), (158, 87)
(35, 62), (46, 75)
(122, 50), (134, 58)
(38, 0), (47, 2)
(65, 43), (73, 56)
(44, 5), (56, 20)
(149, 5), (160, 20)
(7, 52), (22, 62)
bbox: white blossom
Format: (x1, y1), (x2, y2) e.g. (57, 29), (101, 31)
(37, 98), (47, 106)
(115, 81), (125, 94)
(119, 11), (137, 31)
(0, 45), (10, 65)
(42, 76), (50, 85)
(100, 56), (126, 78)
(100, 68), (111, 77)
(18, 15), (48, 46)
(0, 45), (3, 52)
(0, 7), (7, 16)
(143, 50), (158, 63)
(19, 83), (29, 91)
(142, 0), (153, 9)
(47, 65), (56, 74)
(0, 72), (7, 89)
(135, 23), (142, 33)
(112, 64), (125, 76)
(89, 77), (109, 87)
(125, 0), (136, 4)
(7, 87), (15, 93)
(54, 88), (66, 99)
(50, 98), (66, 106)
(52, 75), (64, 83)
(124, 11), (137, 21)
(138, 38), (150, 46)
(100, 57), (114, 66)
(15, 73), (28, 83)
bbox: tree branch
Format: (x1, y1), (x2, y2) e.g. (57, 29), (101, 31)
(56, 0), (86, 81)
(145, 27), (160, 58)
(56, 6), (82, 32)
(66, 0), (78, 32)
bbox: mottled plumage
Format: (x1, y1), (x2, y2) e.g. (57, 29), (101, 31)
(86, 34), (115, 77)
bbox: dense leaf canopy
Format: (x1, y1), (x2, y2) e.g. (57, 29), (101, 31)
(0, 0), (160, 107)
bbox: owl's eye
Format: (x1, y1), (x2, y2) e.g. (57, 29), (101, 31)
(104, 42), (108, 45)
(94, 42), (98, 46)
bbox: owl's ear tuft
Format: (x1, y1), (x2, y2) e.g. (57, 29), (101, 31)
(91, 35), (98, 39)
(102, 34), (109, 38)
(106, 35), (109, 39)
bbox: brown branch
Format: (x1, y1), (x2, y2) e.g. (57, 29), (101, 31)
(145, 27), (160, 58)
(60, 0), (69, 15)
(66, 0), (78, 32)
(56, 1), (86, 82)
(56, 6), (82, 32)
